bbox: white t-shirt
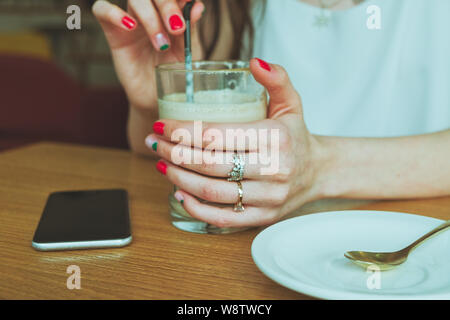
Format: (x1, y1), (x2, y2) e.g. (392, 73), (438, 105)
(250, 0), (450, 137)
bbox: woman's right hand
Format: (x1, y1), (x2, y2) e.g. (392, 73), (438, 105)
(92, 0), (205, 110)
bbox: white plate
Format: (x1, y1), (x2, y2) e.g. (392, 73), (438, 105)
(251, 210), (450, 300)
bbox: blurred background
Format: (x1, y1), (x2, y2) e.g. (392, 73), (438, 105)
(0, 0), (130, 152)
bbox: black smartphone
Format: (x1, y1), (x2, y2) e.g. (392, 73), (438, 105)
(32, 189), (132, 251)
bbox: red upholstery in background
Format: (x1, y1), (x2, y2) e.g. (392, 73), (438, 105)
(79, 86), (129, 149)
(0, 54), (129, 151)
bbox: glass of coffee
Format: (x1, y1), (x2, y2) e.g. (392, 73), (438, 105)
(155, 61), (267, 234)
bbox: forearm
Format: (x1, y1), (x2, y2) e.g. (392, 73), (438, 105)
(314, 130), (450, 200)
(127, 105), (159, 157)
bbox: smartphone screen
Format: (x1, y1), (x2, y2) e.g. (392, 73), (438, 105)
(32, 189), (132, 251)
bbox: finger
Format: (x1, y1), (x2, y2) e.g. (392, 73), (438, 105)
(156, 160), (287, 207)
(146, 134), (264, 179)
(178, 0), (205, 24)
(153, 0), (186, 35)
(191, 1), (205, 24)
(189, 2), (204, 60)
(152, 119), (282, 152)
(128, 0), (171, 52)
(174, 190), (277, 228)
(250, 58), (303, 119)
(92, 0), (137, 32)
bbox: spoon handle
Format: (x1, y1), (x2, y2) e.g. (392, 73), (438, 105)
(405, 220), (450, 253)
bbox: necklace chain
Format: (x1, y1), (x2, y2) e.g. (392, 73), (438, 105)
(318, 0), (343, 9)
(314, 0), (365, 27)
(318, 0), (364, 9)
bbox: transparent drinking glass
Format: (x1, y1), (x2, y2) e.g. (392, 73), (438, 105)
(155, 61), (267, 234)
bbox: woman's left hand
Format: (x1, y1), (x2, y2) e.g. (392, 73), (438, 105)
(145, 58), (326, 228)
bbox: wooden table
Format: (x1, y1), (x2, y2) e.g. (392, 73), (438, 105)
(0, 142), (449, 299)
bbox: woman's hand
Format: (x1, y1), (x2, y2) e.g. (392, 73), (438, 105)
(145, 58), (327, 228)
(92, 0), (204, 110)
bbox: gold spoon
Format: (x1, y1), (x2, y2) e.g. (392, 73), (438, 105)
(344, 220), (450, 271)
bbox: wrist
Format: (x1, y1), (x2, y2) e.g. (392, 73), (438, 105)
(308, 135), (343, 200)
(129, 103), (158, 119)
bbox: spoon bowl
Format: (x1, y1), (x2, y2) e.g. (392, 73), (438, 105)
(344, 250), (407, 270)
(344, 220), (450, 271)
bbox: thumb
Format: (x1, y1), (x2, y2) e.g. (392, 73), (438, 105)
(250, 58), (303, 119)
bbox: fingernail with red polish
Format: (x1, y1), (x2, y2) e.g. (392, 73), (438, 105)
(169, 14), (184, 30)
(156, 160), (167, 175)
(174, 191), (184, 204)
(256, 58), (271, 72)
(153, 121), (165, 135)
(122, 16), (136, 30)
